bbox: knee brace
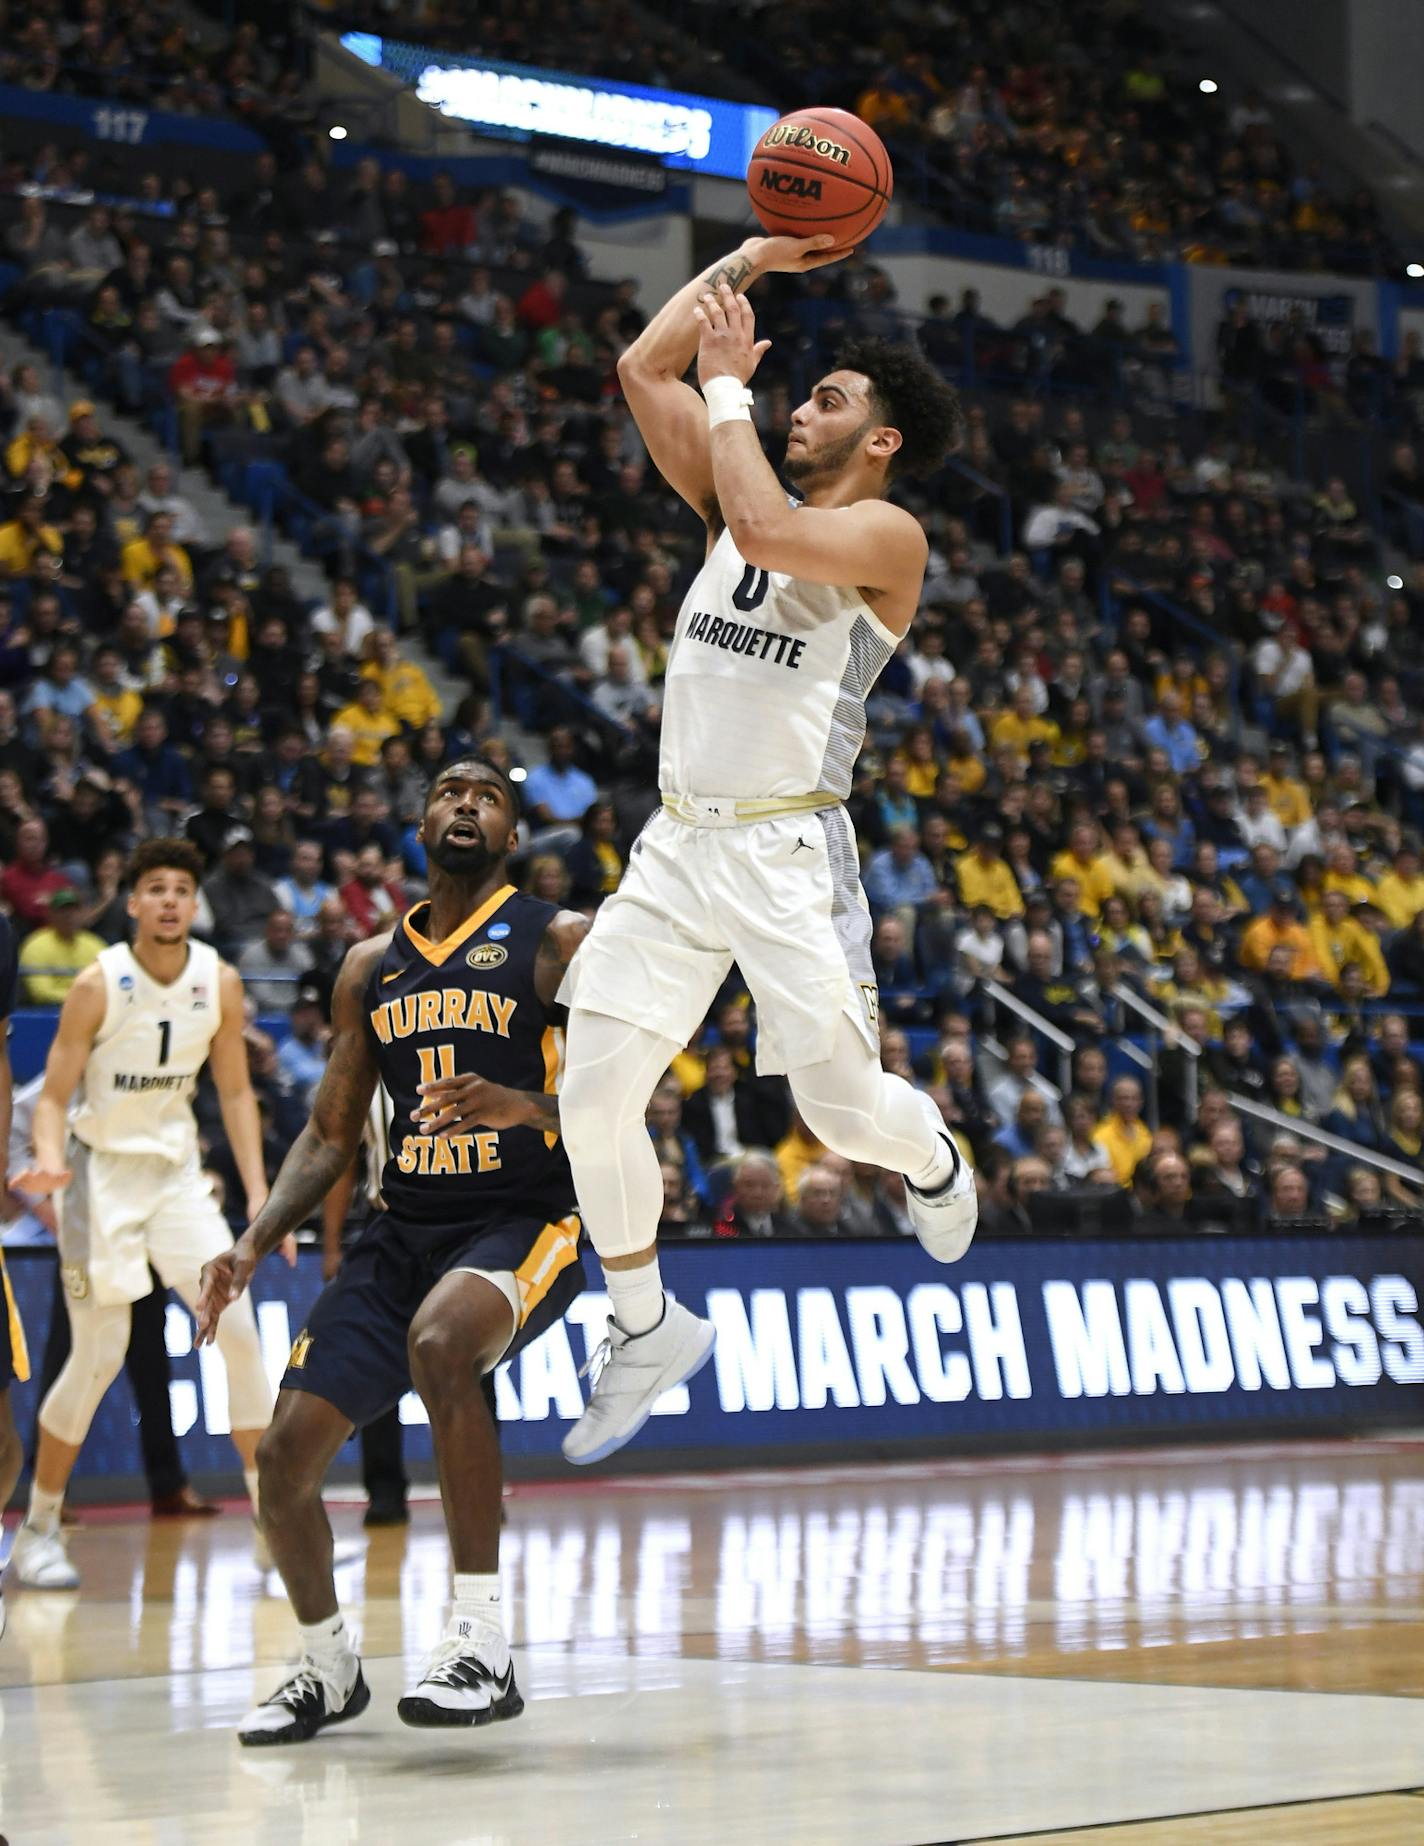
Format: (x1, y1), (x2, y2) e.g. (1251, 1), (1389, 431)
(39, 1298), (132, 1446)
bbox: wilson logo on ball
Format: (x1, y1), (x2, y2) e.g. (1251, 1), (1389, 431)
(761, 123), (851, 166)
(759, 169), (824, 200)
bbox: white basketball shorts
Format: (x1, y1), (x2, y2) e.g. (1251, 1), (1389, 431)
(58, 1139), (237, 1308)
(558, 802), (879, 1074)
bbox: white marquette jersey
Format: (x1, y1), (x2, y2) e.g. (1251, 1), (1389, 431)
(658, 526), (899, 802)
(70, 941), (223, 1163)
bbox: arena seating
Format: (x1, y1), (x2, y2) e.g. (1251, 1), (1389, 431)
(0, 5), (1420, 1246)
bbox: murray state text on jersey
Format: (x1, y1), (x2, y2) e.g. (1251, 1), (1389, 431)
(361, 888), (573, 1233)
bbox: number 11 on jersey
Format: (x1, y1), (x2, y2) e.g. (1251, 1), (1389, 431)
(417, 1044), (455, 1086)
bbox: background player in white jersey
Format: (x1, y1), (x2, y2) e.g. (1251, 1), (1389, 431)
(9, 839), (284, 1591)
(557, 235), (979, 1464)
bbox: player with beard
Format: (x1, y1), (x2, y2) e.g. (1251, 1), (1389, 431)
(555, 236), (978, 1466)
(196, 759), (588, 1743)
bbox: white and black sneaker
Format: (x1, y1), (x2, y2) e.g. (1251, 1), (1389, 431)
(238, 1656), (370, 1747)
(398, 1638), (524, 1729)
(904, 1109), (978, 1264)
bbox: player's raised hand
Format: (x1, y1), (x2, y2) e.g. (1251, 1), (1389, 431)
(12, 1163), (71, 1196)
(416, 1072), (532, 1136)
(742, 232), (843, 273)
(194, 1238), (256, 1347)
(695, 282), (770, 387)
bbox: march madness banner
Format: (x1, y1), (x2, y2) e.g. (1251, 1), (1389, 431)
(6, 1233), (1424, 1485)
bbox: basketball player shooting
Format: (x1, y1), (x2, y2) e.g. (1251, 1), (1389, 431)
(194, 760), (587, 1743)
(556, 234), (978, 1467)
(9, 841), (283, 1594)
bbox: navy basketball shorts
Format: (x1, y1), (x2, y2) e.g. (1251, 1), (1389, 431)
(280, 1206), (585, 1429)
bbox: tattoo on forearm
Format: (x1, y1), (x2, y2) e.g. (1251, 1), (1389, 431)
(703, 254), (753, 295)
(525, 1092), (560, 1128)
(248, 1128), (353, 1256)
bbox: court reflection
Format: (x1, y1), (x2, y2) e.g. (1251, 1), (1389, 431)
(3, 1442), (1423, 1699)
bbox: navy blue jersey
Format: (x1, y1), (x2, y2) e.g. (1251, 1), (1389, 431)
(363, 885), (572, 1234)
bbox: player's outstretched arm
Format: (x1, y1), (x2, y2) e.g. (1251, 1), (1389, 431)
(618, 233), (839, 528)
(194, 939), (384, 1346)
(695, 283), (927, 625)
(13, 966), (106, 1195)
(414, 912), (590, 1139)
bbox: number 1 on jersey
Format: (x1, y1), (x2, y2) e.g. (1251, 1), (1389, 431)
(157, 1019), (171, 1066)
(417, 1044), (456, 1086)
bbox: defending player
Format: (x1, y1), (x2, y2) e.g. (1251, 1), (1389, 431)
(557, 235), (978, 1465)
(195, 759), (587, 1744)
(9, 840), (281, 1592)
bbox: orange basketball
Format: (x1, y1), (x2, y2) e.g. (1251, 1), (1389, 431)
(746, 107), (892, 250)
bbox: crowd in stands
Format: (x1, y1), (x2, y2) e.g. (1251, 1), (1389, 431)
(0, 0), (312, 151)
(675, 0), (1400, 274)
(0, 12), (1419, 1243)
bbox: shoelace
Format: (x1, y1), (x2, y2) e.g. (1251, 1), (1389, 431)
(578, 1337), (613, 1391)
(270, 1661), (328, 1711)
(420, 1637), (504, 1689)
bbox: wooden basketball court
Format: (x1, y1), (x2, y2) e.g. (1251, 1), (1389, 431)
(3, 1435), (1424, 1842)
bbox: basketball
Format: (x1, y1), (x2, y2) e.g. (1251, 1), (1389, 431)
(746, 107), (892, 250)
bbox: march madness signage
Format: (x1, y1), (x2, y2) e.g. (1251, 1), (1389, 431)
(1223, 282), (1357, 361)
(7, 1235), (1423, 1484)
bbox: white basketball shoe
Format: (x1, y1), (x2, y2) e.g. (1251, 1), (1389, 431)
(10, 1522), (79, 1590)
(398, 1628), (524, 1729)
(904, 1104), (978, 1263)
(562, 1297), (716, 1466)
(239, 1655), (369, 1746)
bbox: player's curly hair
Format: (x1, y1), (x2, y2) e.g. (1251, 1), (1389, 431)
(832, 336), (964, 481)
(128, 838), (205, 887)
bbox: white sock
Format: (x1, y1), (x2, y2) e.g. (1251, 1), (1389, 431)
(243, 1468), (260, 1518)
(26, 1484), (63, 1536)
(604, 1257), (665, 1337)
(298, 1611), (356, 1689)
(450, 1571), (508, 1665)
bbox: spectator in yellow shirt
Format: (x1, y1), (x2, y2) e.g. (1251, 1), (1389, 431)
(1049, 821), (1116, 917)
(0, 494), (62, 577)
(18, 888), (105, 1003)
(1376, 842), (1424, 929)
(360, 627), (442, 731)
(900, 724), (942, 799)
(1093, 1076), (1153, 1187)
(953, 824), (1025, 920)
(989, 682), (1060, 765)
(1261, 742), (1312, 828)
(945, 729), (987, 797)
(1309, 890), (1389, 996)
(1101, 821), (1155, 904)
(89, 643), (144, 746)
(120, 509), (193, 593)
(1322, 840), (1375, 908)
(1239, 882), (1319, 978)
(332, 677), (400, 766)
(4, 414), (72, 485)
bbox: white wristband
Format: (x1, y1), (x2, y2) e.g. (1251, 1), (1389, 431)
(704, 376), (754, 428)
